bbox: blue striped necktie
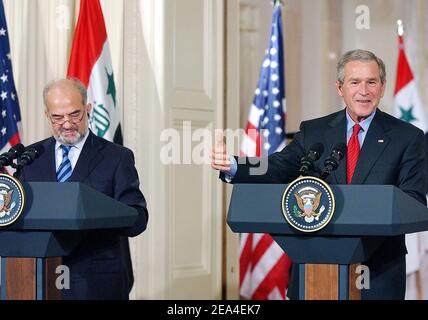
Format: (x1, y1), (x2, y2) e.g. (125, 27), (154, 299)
(57, 145), (72, 182)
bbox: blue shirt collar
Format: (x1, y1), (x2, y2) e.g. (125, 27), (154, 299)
(345, 108), (376, 133)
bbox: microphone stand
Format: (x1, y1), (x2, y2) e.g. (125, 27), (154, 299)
(11, 162), (21, 178)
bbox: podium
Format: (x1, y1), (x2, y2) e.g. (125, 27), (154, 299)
(0, 182), (139, 300)
(227, 184), (428, 300)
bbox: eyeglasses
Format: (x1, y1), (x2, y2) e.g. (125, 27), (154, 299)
(48, 110), (86, 125)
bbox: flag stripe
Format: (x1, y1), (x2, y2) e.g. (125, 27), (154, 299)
(247, 241), (284, 295)
(8, 132), (20, 146)
(393, 36), (414, 95)
(248, 104), (262, 128)
(239, 233), (253, 286)
(239, 134), (257, 157)
(252, 254), (291, 300)
(67, 0), (107, 86)
(250, 234), (274, 271)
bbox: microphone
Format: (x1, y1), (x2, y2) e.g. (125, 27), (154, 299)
(321, 143), (347, 179)
(0, 143), (25, 167)
(15, 144), (45, 171)
(299, 143), (324, 176)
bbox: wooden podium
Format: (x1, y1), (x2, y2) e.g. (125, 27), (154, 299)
(227, 184), (428, 300)
(0, 182), (138, 300)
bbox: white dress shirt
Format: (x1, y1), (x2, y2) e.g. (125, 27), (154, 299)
(55, 130), (90, 172)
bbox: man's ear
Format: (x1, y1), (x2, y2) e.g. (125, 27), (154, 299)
(86, 103), (92, 116)
(335, 80), (344, 97)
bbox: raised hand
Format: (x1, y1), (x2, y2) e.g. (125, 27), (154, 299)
(210, 131), (231, 172)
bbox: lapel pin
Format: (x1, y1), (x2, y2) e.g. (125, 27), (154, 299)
(378, 139), (384, 143)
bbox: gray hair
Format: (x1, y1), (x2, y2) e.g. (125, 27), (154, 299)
(336, 49), (386, 85)
(43, 78), (87, 109)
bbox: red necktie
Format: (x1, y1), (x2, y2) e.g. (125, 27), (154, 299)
(347, 124), (361, 184)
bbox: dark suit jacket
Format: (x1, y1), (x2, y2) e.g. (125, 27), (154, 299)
(19, 131), (148, 300)
(222, 109), (427, 300)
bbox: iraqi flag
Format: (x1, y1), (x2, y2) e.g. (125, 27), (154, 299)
(394, 35), (427, 131)
(393, 34), (428, 279)
(67, 0), (134, 294)
(67, 0), (122, 145)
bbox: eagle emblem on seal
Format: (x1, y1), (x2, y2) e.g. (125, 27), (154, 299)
(0, 189), (14, 218)
(293, 186), (326, 223)
(282, 176), (335, 232)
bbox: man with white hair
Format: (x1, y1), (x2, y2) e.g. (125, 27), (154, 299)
(19, 78), (148, 299)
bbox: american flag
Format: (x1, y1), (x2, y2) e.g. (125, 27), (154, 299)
(0, 0), (22, 157)
(239, 3), (292, 300)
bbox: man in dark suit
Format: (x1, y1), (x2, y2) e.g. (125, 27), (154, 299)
(19, 78), (148, 300)
(211, 49), (426, 299)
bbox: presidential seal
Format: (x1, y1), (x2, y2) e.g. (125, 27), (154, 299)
(0, 174), (25, 227)
(282, 176), (335, 232)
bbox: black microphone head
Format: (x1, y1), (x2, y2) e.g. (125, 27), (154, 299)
(0, 143), (26, 167)
(332, 143), (347, 160)
(309, 142), (324, 161)
(300, 143), (325, 175)
(18, 144), (45, 166)
(9, 143), (25, 158)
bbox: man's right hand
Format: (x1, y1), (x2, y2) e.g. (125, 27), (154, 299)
(210, 132), (231, 172)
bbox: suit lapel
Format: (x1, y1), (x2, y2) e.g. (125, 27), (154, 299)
(69, 132), (105, 182)
(350, 110), (390, 184)
(324, 110), (347, 184)
(44, 137), (57, 182)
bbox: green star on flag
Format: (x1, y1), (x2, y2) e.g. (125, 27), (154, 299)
(106, 68), (116, 107)
(399, 105), (417, 123)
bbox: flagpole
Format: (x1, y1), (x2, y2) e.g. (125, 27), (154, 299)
(397, 19), (404, 36)
(271, 0), (283, 7)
